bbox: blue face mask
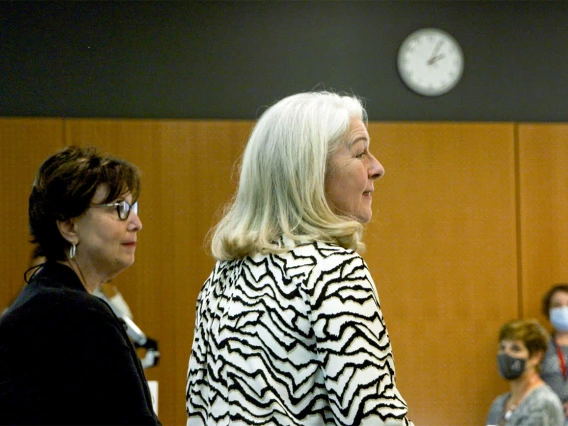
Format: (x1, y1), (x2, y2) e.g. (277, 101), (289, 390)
(550, 307), (568, 332)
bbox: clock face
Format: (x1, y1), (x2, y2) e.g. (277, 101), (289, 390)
(397, 28), (464, 96)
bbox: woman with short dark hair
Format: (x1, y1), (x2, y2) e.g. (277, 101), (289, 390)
(0, 146), (161, 425)
(486, 319), (563, 426)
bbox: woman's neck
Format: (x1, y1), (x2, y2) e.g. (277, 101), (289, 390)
(555, 331), (568, 346)
(508, 371), (541, 404)
(58, 259), (106, 294)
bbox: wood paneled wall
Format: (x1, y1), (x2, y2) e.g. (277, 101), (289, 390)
(1, 119), (566, 426)
(366, 123), (518, 425)
(0, 119), (63, 303)
(518, 124), (568, 322)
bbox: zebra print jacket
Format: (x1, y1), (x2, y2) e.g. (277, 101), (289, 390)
(186, 240), (413, 426)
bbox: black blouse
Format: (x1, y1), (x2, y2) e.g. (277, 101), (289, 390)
(0, 262), (161, 425)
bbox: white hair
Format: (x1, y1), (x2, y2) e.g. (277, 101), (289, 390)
(211, 91), (367, 260)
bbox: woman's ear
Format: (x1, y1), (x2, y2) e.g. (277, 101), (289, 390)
(56, 219), (78, 245)
(530, 350), (545, 365)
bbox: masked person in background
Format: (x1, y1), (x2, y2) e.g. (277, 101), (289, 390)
(541, 284), (568, 423)
(486, 319), (563, 426)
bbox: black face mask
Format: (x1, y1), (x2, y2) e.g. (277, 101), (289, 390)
(497, 353), (526, 380)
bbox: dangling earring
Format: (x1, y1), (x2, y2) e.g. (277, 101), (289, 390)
(69, 244), (76, 259)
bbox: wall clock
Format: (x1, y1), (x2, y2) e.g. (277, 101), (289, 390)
(397, 28), (464, 97)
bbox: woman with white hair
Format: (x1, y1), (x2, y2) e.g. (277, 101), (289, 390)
(186, 91), (413, 426)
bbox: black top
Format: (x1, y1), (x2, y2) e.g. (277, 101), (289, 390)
(0, 262), (161, 425)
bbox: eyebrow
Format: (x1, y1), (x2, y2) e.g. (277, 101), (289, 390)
(348, 136), (369, 149)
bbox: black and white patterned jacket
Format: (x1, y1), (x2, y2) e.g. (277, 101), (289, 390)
(186, 241), (412, 426)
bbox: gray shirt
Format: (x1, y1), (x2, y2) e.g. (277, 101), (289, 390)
(541, 339), (568, 403)
(486, 384), (563, 426)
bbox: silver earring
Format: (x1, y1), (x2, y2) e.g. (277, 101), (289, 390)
(69, 244), (76, 259)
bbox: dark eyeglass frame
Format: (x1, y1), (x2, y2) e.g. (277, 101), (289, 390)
(90, 200), (138, 221)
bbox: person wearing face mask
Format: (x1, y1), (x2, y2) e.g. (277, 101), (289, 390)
(486, 319), (563, 426)
(541, 284), (568, 423)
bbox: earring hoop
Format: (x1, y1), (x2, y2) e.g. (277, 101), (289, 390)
(69, 244), (76, 259)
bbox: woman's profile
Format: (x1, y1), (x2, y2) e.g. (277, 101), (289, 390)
(186, 91), (412, 425)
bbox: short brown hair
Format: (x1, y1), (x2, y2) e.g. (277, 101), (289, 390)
(29, 146), (141, 261)
(499, 319), (549, 359)
(542, 284), (568, 319)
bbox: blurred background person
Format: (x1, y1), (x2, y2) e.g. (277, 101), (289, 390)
(541, 283), (568, 423)
(186, 91), (413, 425)
(0, 146), (160, 425)
(486, 319), (563, 426)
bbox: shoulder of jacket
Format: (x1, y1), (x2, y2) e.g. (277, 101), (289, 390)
(295, 241), (359, 259)
(28, 286), (116, 321)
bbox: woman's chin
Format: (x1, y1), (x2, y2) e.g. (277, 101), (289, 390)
(356, 211), (372, 224)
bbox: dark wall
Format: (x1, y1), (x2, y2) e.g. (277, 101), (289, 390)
(2, 1), (567, 121)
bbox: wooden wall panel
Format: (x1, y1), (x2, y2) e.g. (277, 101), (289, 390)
(518, 124), (568, 325)
(0, 118), (63, 312)
(366, 123), (518, 425)
(156, 120), (250, 425)
(6, 119), (565, 426)
(63, 119), (252, 426)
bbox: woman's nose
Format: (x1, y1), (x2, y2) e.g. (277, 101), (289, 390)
(128, 212), (143, 231)
(370, 155), (385, 180)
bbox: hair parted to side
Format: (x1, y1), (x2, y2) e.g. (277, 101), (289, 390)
(29, 146), (141, 261)
(499, 319), (549, 361)
(211, 91), (368, 261)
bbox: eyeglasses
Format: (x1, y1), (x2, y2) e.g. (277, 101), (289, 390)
(90, 200), (138, 221)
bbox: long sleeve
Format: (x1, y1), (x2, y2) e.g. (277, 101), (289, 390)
(61, 305), (161, 425)
(306, 252), (412, 426)
(0, 280), (161, 426)
(186, 243), (413, 426)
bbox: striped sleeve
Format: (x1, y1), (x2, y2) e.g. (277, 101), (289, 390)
(305, 251), (412, 425)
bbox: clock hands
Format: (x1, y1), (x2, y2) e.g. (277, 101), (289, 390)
(428, 53), (446, 65)
(427, 40), (445, 65)
(398, 28), (463, 96)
